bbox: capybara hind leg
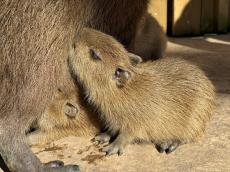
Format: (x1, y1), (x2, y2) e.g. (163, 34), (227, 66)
(165, 141), (180, 154)
(155, 142), (169, 153)
(155, 140), (181, 154)
(0, 128), (80, 172)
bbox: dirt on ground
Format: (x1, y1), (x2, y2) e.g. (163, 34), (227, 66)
(6, 34), (230, 172)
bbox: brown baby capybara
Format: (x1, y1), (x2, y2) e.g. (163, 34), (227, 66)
(27, 88), (100, 146)
(0, 0), (149, 171)
(68, 28), (215, 156)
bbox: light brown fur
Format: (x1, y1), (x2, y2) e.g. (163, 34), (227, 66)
(0, 0), (149, 171)
(27, 89), (100, 145)
(68, 28), (215, 155)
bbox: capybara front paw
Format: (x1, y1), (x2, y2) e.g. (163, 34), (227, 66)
(92, 132), (111, 144)
(165, 141), (180, 154)
(44, 164), (80, 172)
(155, 140), (180, 154)
(102, 142), (124, 156)
(44, 160), (64, 168)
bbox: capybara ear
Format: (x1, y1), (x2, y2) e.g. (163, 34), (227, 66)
(64, 101), (79, 118)
(128, 53), (143, 66)
(89, 48), (102, 60)
(114, 67), (131, 87)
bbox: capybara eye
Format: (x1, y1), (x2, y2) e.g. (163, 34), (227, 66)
(89, 49), (101, 60)
(115, 68), (125, 77)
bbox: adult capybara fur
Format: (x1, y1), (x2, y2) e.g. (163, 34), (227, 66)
(0, 0), (149, 171)
(86, 0), (150, 47)
(68, 28), (215, 156)
(129, 13), (167, 60)
(27, 88), (100, 145)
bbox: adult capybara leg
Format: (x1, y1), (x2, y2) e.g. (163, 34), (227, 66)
(0, 135), (80, 171)
(0, 114), (80, 172)
(0, 131), (42, 171)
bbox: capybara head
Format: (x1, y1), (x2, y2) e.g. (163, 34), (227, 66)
(69, 28), (142, 89)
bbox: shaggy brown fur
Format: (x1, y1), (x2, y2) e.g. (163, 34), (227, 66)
(27, 89), (100, 146)
(68, 28), (215, 156)
(129, 13), (167, 60)
(86, 0), (150, 47)
(0, 0), (149, 171)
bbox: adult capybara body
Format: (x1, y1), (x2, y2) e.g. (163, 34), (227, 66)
(0, 0), (149, 171)
(68, 28), (215, 156)
(129, 13), (167, 60)
(86, 0), (149, 47)
(0, 1), (82, 171)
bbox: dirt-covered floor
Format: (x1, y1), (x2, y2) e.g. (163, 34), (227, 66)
(8, 34), (230, 172)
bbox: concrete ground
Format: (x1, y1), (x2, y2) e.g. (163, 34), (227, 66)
(16, 34), (230, 172)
